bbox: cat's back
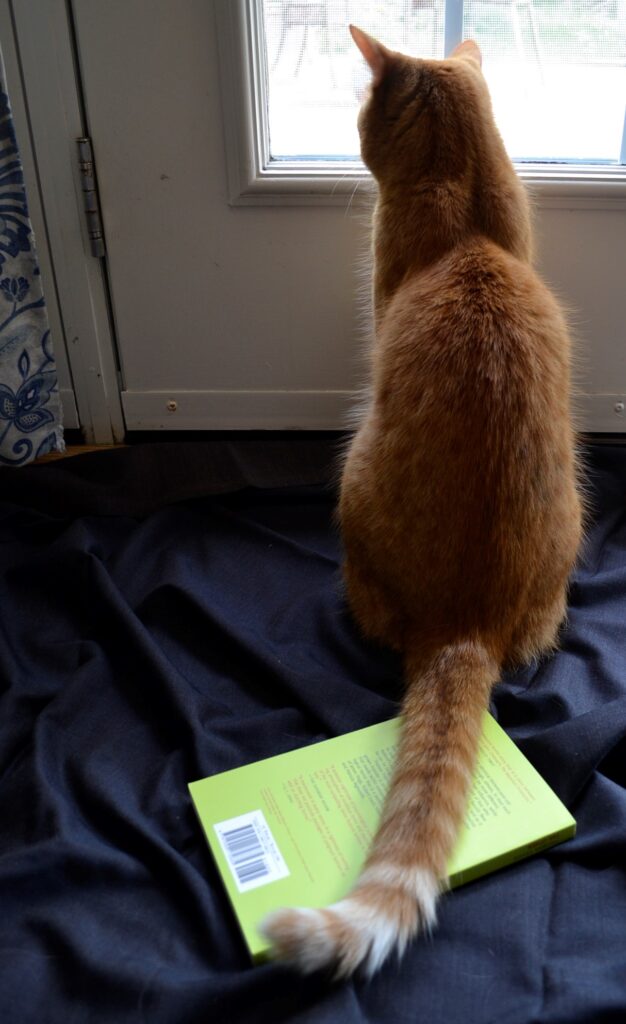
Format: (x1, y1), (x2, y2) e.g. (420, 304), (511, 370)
(373, 235), (572, 435)
(341, 235), (580, 639)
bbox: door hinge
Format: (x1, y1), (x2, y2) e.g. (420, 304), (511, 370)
(77, 137), (106, 258)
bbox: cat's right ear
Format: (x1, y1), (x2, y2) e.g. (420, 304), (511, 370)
(450, 39), (482, 67)
(349, 25), (389, 87)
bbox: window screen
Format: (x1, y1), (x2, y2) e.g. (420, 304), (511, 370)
(261, 0), (626, 164)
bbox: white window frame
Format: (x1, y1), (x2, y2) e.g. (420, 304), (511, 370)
(215, 0), (626, 209)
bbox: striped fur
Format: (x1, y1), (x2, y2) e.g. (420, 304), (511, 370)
(262, 29), (582, 977)
(262, 643), (497, 975)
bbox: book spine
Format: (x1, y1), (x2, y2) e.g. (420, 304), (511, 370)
(447, 823), (576, 890)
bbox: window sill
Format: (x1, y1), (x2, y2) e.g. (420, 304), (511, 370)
(230, 162), (626, 208)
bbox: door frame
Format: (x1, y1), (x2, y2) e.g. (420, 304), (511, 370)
(2, 0), (123, 443)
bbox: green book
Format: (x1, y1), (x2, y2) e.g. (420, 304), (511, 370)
(189, 713), (575, 963)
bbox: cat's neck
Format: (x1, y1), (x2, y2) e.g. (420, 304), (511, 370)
(373, 167), (532, 325)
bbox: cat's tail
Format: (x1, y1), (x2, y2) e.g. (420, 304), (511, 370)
(260, 640), (499, 977)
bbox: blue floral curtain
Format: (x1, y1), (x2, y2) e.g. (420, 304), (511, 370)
(0, 69), (64, 465)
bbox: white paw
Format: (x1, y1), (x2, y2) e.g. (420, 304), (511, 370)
(260, 864), (439, 978)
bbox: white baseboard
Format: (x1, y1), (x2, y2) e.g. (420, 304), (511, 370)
(121, 389), (356, 430)
(120, 388), (625, 434)
(575, 393), (626, 434)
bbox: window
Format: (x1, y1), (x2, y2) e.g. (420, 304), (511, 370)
(217, 0), (626, 202)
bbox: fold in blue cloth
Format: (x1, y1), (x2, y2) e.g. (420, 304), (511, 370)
(0, 442), (624, 1023)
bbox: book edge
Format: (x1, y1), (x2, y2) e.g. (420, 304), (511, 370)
(187, 782), (264, 964)
(447, 820), (576, 889)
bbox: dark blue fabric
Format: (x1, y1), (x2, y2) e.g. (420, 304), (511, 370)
(0, 442), (625, 1023)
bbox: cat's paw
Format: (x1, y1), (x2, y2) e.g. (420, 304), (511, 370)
(260, 867), (438, 978)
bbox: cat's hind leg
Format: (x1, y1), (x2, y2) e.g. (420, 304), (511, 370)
(505, 589), (568, 668)
(343, 557), (406, 650)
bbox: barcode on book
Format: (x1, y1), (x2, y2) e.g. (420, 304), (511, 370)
(214, 810), (290, 893)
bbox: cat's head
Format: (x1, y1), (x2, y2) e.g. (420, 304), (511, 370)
(350, 26), (492, 186)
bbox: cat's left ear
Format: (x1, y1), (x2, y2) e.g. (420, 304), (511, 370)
(450, 39), (482, 67)
(350, 25), (390, 86)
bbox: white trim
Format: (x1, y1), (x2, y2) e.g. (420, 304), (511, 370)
(215, 0), (268, 205)
(216, 0), (626, 210)
(122, 389), (355, 431)
(9, 0), (124, 443)
(576, 394), (626, 434)
(122, 389), (625, 434)
(58, 389), (79, 430)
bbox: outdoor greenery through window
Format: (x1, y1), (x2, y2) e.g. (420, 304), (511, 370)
(261, 1), (626, 166)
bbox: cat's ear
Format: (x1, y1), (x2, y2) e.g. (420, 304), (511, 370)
(450, 39), (482, 67)
(349, 25), (389, 87)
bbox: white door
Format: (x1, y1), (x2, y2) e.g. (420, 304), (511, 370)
(69, 0), (626, 434)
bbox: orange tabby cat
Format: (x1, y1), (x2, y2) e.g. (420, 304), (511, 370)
(261, 27), (582, 977)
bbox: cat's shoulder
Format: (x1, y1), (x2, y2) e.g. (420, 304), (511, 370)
(397, 236), (553, 313)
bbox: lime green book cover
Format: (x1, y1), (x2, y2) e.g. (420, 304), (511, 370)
(189, 714), (575, 963)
